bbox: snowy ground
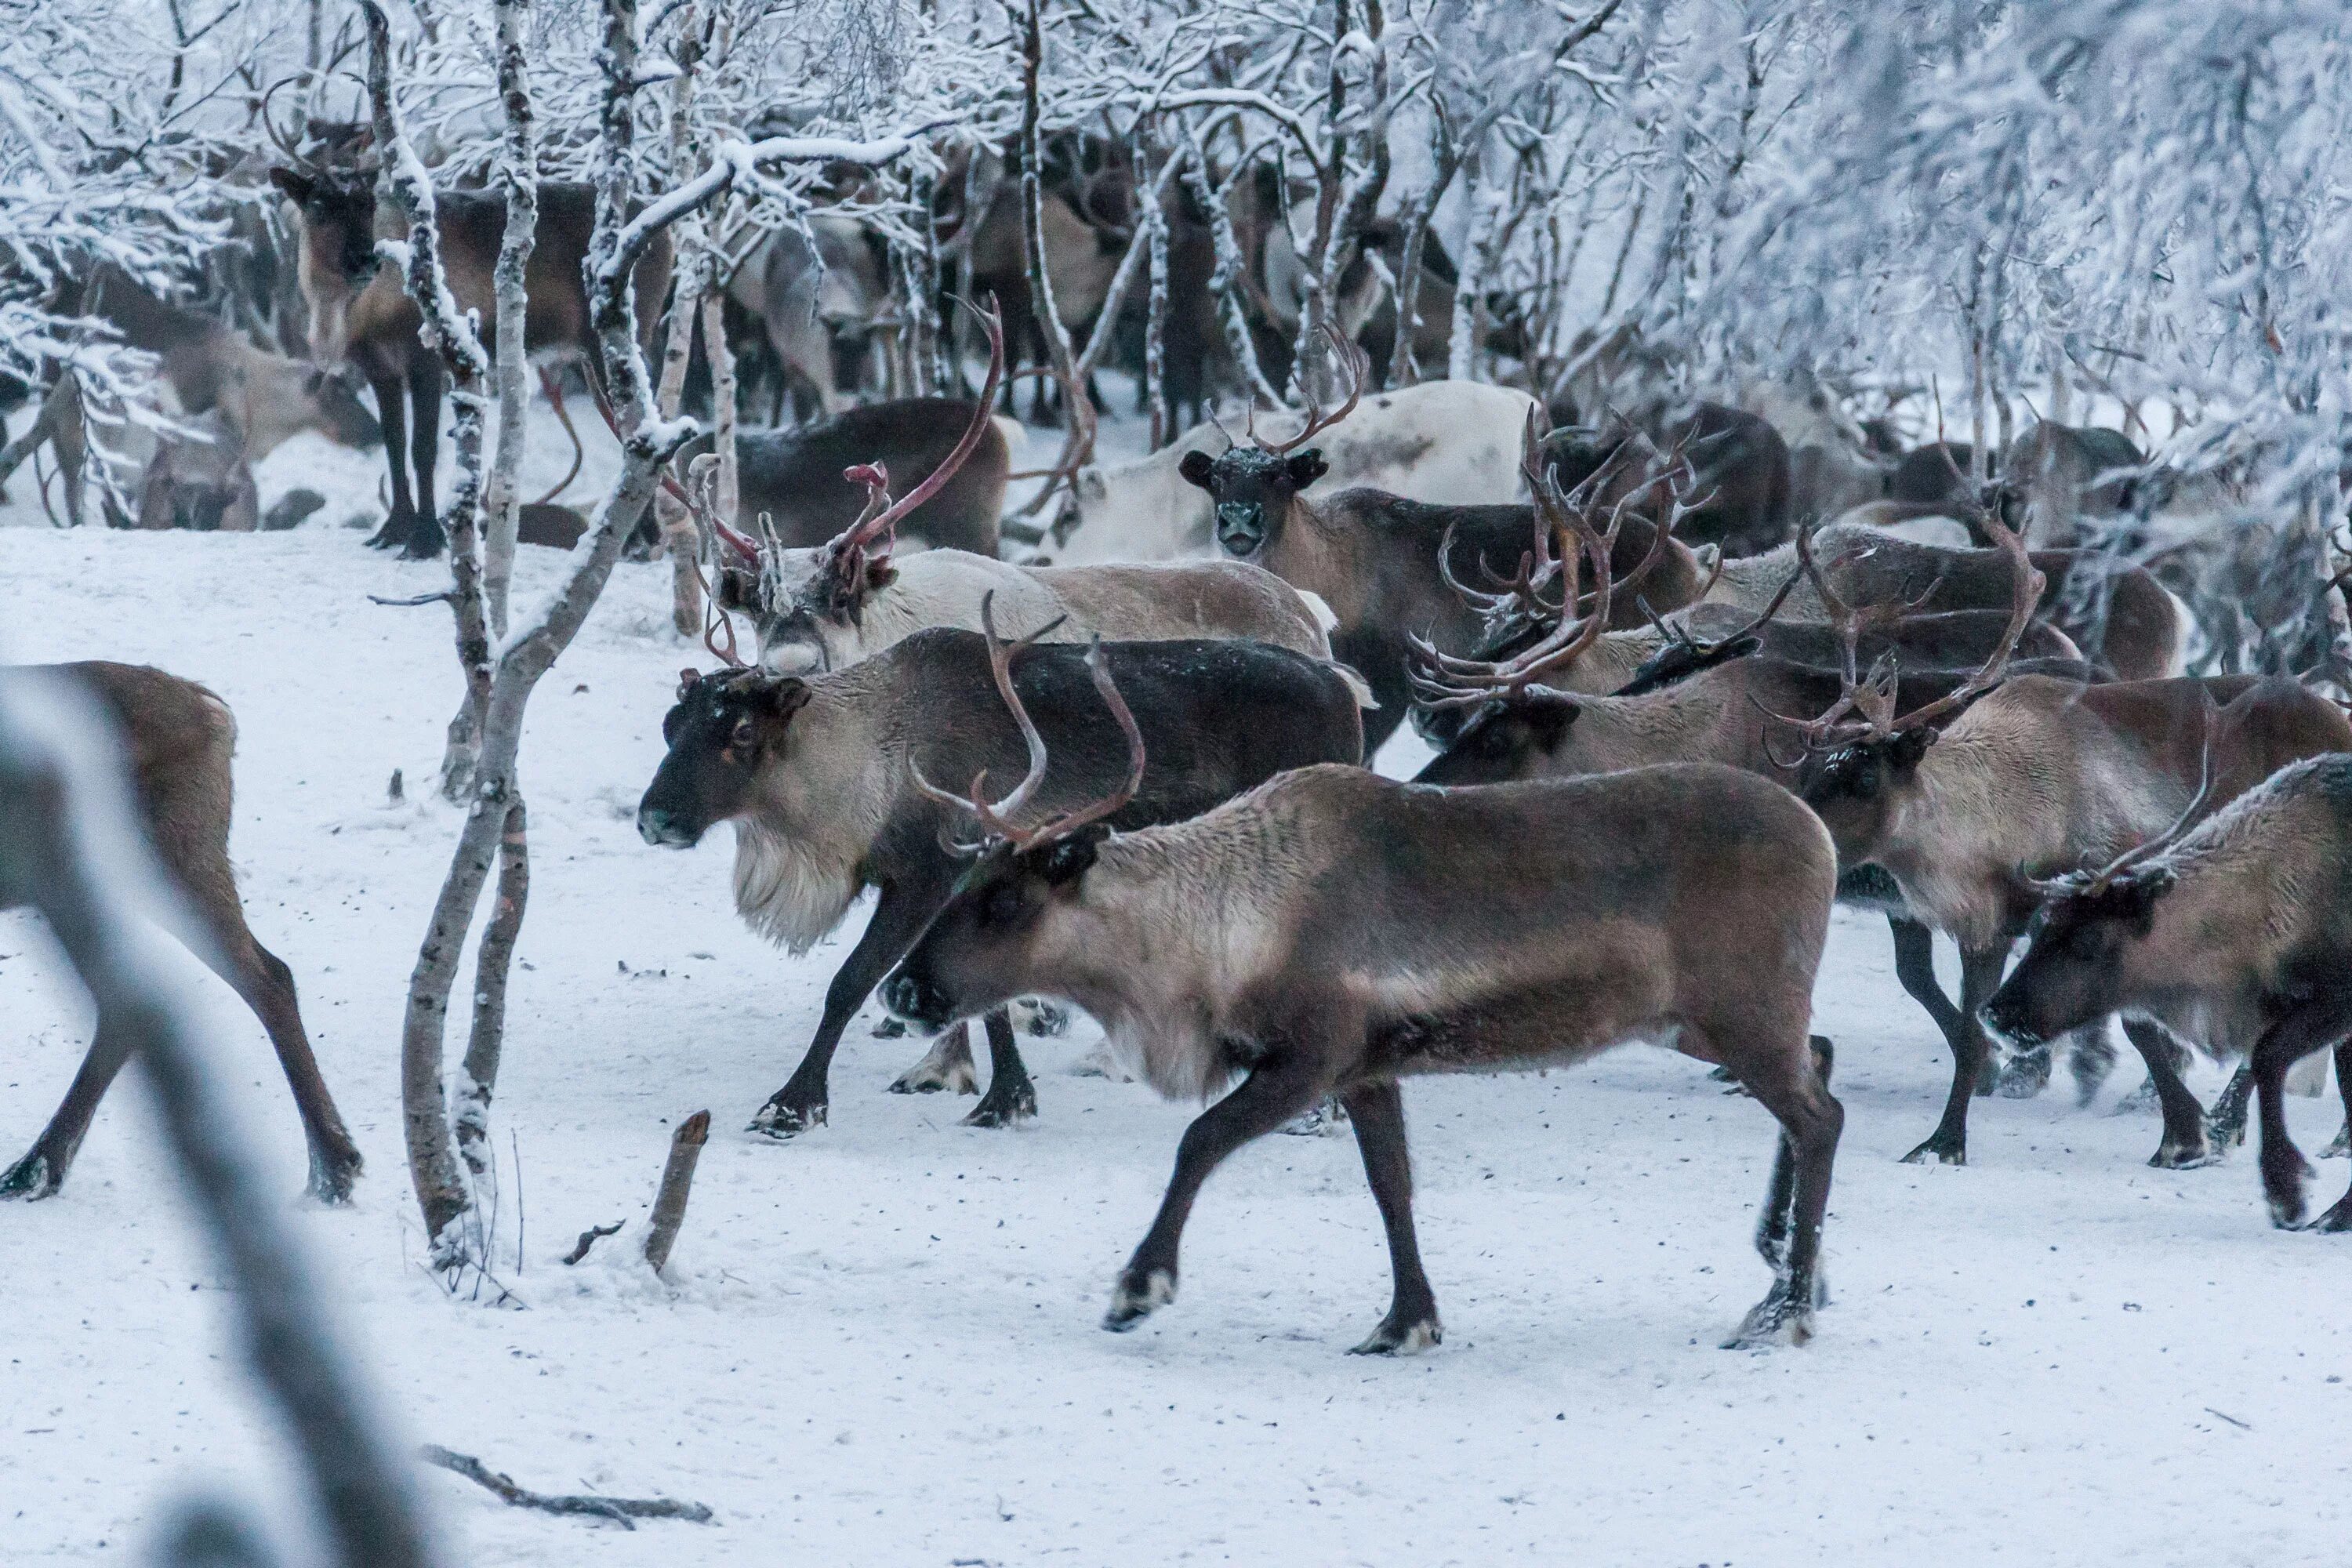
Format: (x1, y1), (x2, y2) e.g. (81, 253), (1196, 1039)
(7, 414), (2352, 1565)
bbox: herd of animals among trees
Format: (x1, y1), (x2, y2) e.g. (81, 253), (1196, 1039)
(5, 0), (2352, 1557)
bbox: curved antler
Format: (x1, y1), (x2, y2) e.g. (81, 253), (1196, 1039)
(2038, 692), (2221, 898)
(808, 296), (1006, 611)
(911, 597), (1146, 851)
(909, 591), (1054, 839)
(1255, 322), (1366, 456)
(262, 76), (318, 171)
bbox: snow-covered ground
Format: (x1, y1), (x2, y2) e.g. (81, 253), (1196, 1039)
(6, 428), (2352, 1566)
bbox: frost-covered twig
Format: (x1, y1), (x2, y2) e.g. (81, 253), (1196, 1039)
(641, 1109), (710, 1276)
(419, 1446), (713, 1529)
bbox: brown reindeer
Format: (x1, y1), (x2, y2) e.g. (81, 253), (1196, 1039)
(268, 117), (673, 557)
(880, 657), (1846, 1353)
(636, 611), (1366, 1135)
(1984, 753), (2352, 1230)
(2, 663), (361, 1203)
(1791, 600), (2352, 1167)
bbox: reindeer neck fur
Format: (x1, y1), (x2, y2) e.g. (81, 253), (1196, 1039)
(1022, 776), (1333, 1102)
(759, 548), (1066, 673)
(1553, 665), (1747, 773)
(730, 680), (891, 953)
(1871, 686), (2099, 946)
(1555, 627), (1671, 695)
(1699, 540), (1810, 615)
(1264, 494), (1370, 626)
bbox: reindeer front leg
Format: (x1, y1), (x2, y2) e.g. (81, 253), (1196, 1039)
(753, 879), (949, 1137)
(1338, 1079), (1440, 1355)
(1105, 1018), (1333, 1334)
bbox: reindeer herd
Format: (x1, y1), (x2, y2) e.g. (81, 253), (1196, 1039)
(17, 130), (2352, 1363)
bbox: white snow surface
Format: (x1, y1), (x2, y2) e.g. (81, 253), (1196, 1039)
(6, 485), (2352, 1564)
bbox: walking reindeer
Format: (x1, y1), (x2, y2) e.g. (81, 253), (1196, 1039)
(880, 541), (1846, 1354)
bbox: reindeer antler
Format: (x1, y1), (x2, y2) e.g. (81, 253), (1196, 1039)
(2031, 693), (2220, 898)
(263, 76), (319, 171)
(808, 296), (1006, 616)
(1411, 421), (1690, 702)
(909, 593), (1145, 851)
(1254, 322), (1367, 456)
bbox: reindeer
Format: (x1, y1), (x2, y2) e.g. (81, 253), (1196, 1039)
(84, 265), (382, 462)
(706, 312), (1336, 679)
(878, 652), (1846, 1353)
(1984, 753), (2352, 1231)
(1545, 402), (1794, 557)
(1413, 498), (2093, 1142)
(267, 111), (673, 557)
(2, 663), (361, 1203)
(1787, 567), (2352, 1166)
(1179, 344), (1675, 751)
(1995, 421), (2145, 547)
(636, 608), (1366, 1134)
(1050, 380), (1537, 564)
(726, 213), (891, 419)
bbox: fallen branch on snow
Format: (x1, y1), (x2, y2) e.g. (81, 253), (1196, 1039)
(419, 1445), (713, 1528)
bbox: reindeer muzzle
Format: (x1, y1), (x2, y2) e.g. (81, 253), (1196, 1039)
(1214, 503), (1266, 557)
(636, 802), (702, 849)
(882, 970), (955, 1033)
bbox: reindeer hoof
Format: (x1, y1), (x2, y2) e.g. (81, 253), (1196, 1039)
(2264, 1150), (2314, 1229)
(1901, 1135), (1966, 1166)
(1724, 1280), (1816, 1349)
(2148, 1127), (2221, 1170)
(962, 1078), (1038, 1129)
(304, 1146), (364, 1206)
(0, 1151), (60, 1202)
(870, 1016), (909, 1039)
(1348, 1312), (1442, 1356)
(1996, 1046), (2053, 1099)
(1279, 1099), (1350, 1136)
(1018, 999), (1071, 1038)
(749, 1095), (826, 1138)
(2321, 1123), (2350, 1160)
(1103, 1269), (1175, 1331)
(888, 1049), (979, 1096)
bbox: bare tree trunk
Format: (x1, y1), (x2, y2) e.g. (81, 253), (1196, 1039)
(1450, 154), (1503, 383)
(481, 0), (538, 643)
(0, 673), (442, 1568)
(1009, 0), (1085, 520)
(1178, 129), (1282, 408)
(453, 799), (527, 1180)
(699, 289), (738, 532)
(1143, 141), (1171, 448)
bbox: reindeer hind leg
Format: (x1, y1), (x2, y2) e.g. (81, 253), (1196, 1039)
(1722, 1026), (1842, 1348)
(1, 1021), (135, 1200)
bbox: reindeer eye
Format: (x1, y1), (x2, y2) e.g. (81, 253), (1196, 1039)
(731, 718), (757, 751)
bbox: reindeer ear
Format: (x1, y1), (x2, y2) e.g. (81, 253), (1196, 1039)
(676, 666), (703, 702)
(1038, 824), (1106, 885)
(269, 168), (314, 204)
(761, 678), (814, 721)
(1285, 448), (1329, 487)
(1890, 728), (1933, 768)
(714, 568), (759, 612)
(863, 557), (898, 593)
(1178, 450), (1217, 490)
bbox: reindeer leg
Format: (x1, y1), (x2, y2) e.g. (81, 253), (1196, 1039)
(889, 1022), (978, 1095)
(1341, 1079), (1441, 1356)
(210, 932), (363, 1203)
(0, 1019), (133, 1200)
(1888, 913), (1968, 1055)
(752, 881), (944, 1137)
(365, 366), (413, 550)
(1106, 1042), (1327, 1333)
(2308, 1044), (2352, 1232)
(399, 359), (447, 559)
(1727, 1034), (1842, 1348)
(2250, 1000), (2352, 1229)
(2209, 1065), (2255, 1148)
(1904, 944), (2006, 1165)
(2067, 1022), (2119, 1108)
(964, 1007), (1038, 1128)
(2120, 1017), (2216, 1170)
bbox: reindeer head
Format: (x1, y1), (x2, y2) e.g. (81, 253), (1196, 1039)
(264, 85), (383, 359)
(1178, 325), (1363, 561)
(1411, 421), (1692, 785)
(882, 604), (1144, 1033)
(637, 668), (814, 848)
(1784, 507), (2044, 862)
(1982, 699), (2217, 1046)
(711, 301), (1005, 674)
